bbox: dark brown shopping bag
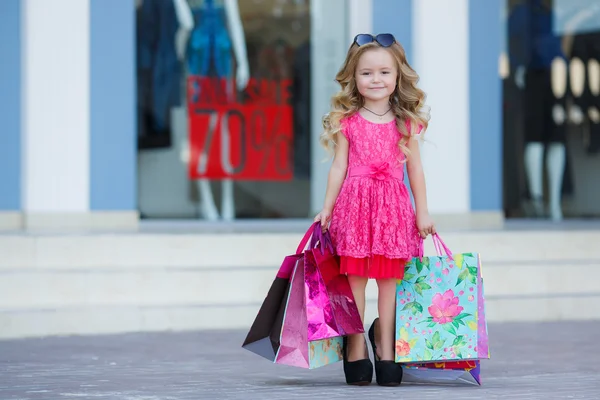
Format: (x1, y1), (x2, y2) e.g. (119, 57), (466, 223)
(241, 226), (310, 361)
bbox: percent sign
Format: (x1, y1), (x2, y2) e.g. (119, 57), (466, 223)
(247, 108), (291, 175)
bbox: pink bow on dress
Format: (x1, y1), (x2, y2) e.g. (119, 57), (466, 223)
(369, 162), (393, 181)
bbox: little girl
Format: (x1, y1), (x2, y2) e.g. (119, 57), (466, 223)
(314, 33), (435, 386)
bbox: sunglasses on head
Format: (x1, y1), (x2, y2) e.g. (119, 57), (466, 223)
(353, 33), (396, 47)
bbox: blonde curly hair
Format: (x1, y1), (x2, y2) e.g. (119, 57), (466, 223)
(320, 40), (430, 158)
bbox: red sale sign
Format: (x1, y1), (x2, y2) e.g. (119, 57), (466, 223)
(187, 77), (293, 181)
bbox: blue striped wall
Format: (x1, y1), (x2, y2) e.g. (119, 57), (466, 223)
(90, 0), (137, 210)
(469, 0), (503, 211)
(0, 0), (21, 211)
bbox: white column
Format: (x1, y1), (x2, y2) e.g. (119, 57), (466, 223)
(412, 0), (470, 215)
(21, 0), (90, 226)
(348, 0), (372, 42)
(309, 0), (350, 215)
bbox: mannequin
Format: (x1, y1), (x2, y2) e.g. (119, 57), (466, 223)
(509, 0), (567, 221)
(571, 29), (600, 155)
(186, 0), (250, 221)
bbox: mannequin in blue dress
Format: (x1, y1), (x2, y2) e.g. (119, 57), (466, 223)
(186, 0), (250, 221)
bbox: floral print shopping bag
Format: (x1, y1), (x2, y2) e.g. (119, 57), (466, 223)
(395, 234), (490, 363)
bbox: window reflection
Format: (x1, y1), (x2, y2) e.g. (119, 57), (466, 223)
(136, 0), (312, 220)
(503, 0), (600, 220)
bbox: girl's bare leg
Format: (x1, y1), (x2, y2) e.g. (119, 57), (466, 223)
(376, 278), (397, 360)
(347, 275), (368, 361)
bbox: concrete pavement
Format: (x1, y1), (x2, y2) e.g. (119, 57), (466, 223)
(1, 321), (599, 399)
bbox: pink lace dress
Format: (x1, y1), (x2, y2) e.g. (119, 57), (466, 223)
(329, 113), (422, 279)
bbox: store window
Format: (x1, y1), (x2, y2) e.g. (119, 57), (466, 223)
(503, 0), (600, 220)
(136, 0), (313, 220)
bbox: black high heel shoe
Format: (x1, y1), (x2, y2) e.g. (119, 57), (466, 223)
(342, 336), (373, 386)
(368, 318), (403, 386)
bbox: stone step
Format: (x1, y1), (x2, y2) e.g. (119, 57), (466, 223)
(0, 261), (598, 309)
(1, 228), (599, 338)
(2, 229), (599, 269)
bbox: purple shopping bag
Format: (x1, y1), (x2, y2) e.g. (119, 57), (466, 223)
(306, 224), (365, 339)
(402, 360), (482, 386)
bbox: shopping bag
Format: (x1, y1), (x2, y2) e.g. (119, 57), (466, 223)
(402, 360), (482, 386)
(274, 254), (344, 368)
(306, 225), (365, 338)
(242, 223), (363, 369)
(395, 234), (490, 363)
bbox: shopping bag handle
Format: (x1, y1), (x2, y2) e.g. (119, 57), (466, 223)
(295, 222), (318, 254)
(433, 234), (453, 259)
(310, 224), (335, 255)
(295, 222), (336, 255)
(419, 233), (454, 260)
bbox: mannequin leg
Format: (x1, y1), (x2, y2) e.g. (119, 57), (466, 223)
(198, 179), (220, 221)
(546, 143), (566, 221)
(546, 57), (568, 222)
(524, 143), (545, 217)
(522, 69), (547, 217)
(220, 103), (236, 221)
(221, 179), (235, 221)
